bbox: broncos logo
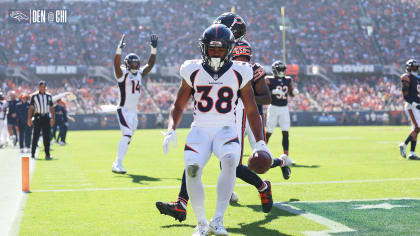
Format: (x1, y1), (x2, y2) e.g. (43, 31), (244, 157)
(10, 11), (29, 22)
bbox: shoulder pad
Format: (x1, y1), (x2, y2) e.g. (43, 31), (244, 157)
(285, 76), (292, 80)
(180, 59), (202, 87)
(265, 75), (275, 80)
(232, 60), (251, 67)
(401, 73), (410, 82)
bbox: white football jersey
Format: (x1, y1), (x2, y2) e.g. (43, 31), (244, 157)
(0, 101), (6, 119)
(180, 59), (253, 127)
(115, 66), (143, 112)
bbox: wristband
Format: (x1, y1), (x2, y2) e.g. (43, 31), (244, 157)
(151, 47), (157, 55)
(116, 48), (122, 55)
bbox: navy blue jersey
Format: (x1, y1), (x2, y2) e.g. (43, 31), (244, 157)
(251, 63), (266, 115)
(54, 105), (67, 123)
(267, 75), (293, 107)
(7, 99), (18, 118)
(401, 73), (420, 104)
(16, 101), (30, 122)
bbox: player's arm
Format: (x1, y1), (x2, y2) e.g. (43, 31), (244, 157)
(241, 82), (264, 142)
(141, 34), (158, 77)
(162, 79), (192, 154)
(168, 80), (192, 131)
(254, 78), (271, 105)
(114, 34), (126, 79)
(401, 74), (412, 103)
(288, 79), (299, 97)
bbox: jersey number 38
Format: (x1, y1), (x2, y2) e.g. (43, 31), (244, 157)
(196, 86), (233, 114)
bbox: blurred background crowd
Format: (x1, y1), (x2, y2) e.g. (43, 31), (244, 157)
(0, 0), (418, 114)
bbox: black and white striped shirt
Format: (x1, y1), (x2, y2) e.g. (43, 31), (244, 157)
(30, 92), (53, 115)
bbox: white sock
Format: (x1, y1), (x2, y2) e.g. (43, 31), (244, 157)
(115, 136), (130, 164)
(214, 154), (237, 220)
(185, 167), (207, 224)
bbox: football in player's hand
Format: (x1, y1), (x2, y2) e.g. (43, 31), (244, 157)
(248, 150), (272, 174)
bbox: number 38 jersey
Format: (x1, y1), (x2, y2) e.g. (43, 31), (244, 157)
(180, 59), (253, 127)
(115, 66), (143, 112)
(267, 75), (293, 107)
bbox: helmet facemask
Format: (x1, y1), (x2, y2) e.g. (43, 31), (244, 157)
(273, 63), (286, 77)
(201, 39), (234, 72)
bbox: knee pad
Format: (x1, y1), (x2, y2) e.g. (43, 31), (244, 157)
(221, 153), (239, 169)
(187, 164), (200, 178)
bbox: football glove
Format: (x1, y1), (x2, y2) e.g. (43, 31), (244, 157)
(272, 88), (284, 96)
(162, 129), (177, 154)
(252, 140), (274, 160)
(150, 34), (158, 54)
(292, 88), (299, 96)
(116, 34), (126, 55)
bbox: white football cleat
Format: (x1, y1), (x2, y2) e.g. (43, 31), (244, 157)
(399, 143), (407, 158)
(229, 192), (239, 204)
(20, 149), (24, 153)
(209, 217), (228, 236)
(280, 154), (294, 167)
(112, 162), (126, 174)
(192, 221), (209, 236)
(408, 152), (420, 160)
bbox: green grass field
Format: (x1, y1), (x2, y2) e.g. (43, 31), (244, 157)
(19, 126), (420, 235)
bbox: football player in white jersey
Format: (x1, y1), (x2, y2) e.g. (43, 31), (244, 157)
(162, 24), (273, 236)
(112, 33), (158, 174)
(0, 92), (8, 148)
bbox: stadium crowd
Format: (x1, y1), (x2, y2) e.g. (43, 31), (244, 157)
(0, 0), (418, 67)
(0, 74), (404, 114)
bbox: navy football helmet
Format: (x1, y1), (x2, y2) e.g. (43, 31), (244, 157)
(200, 24), (235, 71)
(406, 59), (419, 76)
(272, 60), (287, 77)
(213, 12), (246, 41)
(124, 53), (141, 74)
(232, 40), (252, 62)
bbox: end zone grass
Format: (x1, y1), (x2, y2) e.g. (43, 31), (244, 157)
(19, 126), (420, 235)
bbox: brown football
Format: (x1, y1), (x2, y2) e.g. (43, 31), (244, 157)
(248, 150), (272, 174)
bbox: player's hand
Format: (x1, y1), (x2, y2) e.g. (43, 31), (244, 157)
(161, 129), (177, 154)
(252, 140), (274, 160)
(150, 34), (158, 49)
(50, 119), (55, 127)
(116, 34), (126, 54)
(272, 88), (284, 96)
(27, 119), (32, 127)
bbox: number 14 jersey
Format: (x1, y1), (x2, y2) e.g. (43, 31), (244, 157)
(116, 66), (143, 113)
(180, 59), (253, 127)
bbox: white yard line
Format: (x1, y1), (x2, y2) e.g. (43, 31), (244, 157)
(274, 203), (355, 236)
(31, 177), (420, 193)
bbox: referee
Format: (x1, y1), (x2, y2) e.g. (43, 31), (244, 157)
(28, 81), (55, 160)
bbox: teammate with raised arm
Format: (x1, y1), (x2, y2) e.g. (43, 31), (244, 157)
(112, 33), (158, 174)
